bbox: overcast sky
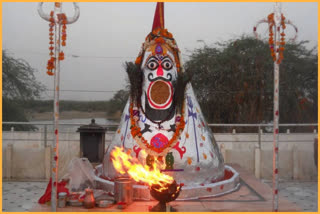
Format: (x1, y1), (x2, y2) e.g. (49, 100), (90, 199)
(2, 2), (318, 101)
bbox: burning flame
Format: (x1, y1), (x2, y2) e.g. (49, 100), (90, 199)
(111, 146), (174, 192)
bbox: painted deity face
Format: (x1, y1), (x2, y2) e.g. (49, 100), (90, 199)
(141, 43), (178, 121)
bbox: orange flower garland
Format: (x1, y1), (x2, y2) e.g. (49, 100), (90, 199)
(278, 14), (286, 64)
(136, 28), (181, 73)
(47, 57), (55, 76)
(129, 102), (186, 156)
(60, 13), (67, 46)
(58, 51), (64, 61)
(46, 11), (68, 76)
(268, 13), (275, 61)
(154, 37), (165, 44)
(268, 13), (286, 64)
(47, 11), (55, 76)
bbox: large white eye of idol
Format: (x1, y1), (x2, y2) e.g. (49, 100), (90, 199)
(147, 59), (159, 70)
(161, 59), (173, 70)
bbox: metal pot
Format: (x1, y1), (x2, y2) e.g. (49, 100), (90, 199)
(58, 192), (67, 208)
(114, 177), (133, 207)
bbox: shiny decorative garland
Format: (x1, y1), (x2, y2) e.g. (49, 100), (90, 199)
(129, 101), (186, 156)
(268, 13), (286, 64)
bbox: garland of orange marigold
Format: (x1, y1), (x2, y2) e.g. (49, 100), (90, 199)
(268, 13), (286, 64)
(47, 11), (55, 76)
(129, 101), (186, 156)
(135, 28), (181, 73)
(46, 11), (67, 76)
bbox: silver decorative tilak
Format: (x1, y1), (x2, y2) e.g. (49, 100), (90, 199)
(38, 2), (79, 211)
(253, 2), (297, 212)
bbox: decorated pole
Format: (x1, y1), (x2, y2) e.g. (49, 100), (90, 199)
(253, 2), (297, 211)
(38, 2), (79, 211)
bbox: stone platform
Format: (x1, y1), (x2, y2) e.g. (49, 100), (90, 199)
(95, 165), (240, 200)
(30, 165), (302, 212)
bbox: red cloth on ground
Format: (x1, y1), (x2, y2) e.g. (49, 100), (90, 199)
(38, 178), (70, 204)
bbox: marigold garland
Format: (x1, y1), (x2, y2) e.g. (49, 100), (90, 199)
(129, 101), (186, 156)
(136, 28), (181, 73)
(154, 37), (165, 44)
(46, 11), (68, 76)
(268, 13), (286, 64)
(60, 13), (67, 46)
(47, 11), (55, 76)
(47, 57), (55, 76)
(59, 51), (65, 60)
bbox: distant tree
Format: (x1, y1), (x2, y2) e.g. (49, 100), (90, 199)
(184, 36), (317, 132)
(105, 62), (133, 118)
(279, 41), (317, 129)
(2, 50), (46, 130)
(106, 89), (129, 117)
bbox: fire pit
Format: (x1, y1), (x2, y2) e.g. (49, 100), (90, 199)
(149, 180), (182, 212)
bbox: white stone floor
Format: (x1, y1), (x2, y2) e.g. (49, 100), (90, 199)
(2, 180), (318, 212)
(262, 180), (318, 212)
(2, 181), (48, 212)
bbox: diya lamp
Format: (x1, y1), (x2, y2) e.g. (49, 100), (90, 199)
(149, 180), (183, 212)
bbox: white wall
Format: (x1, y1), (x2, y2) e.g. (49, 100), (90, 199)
(2, 130), (318, 181)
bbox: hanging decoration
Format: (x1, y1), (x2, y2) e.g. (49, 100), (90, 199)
(60, 13), (67, 46)
(47, 11), (55, 76)
(46, 10), (69, 76)
(267, 13), (287, 64)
